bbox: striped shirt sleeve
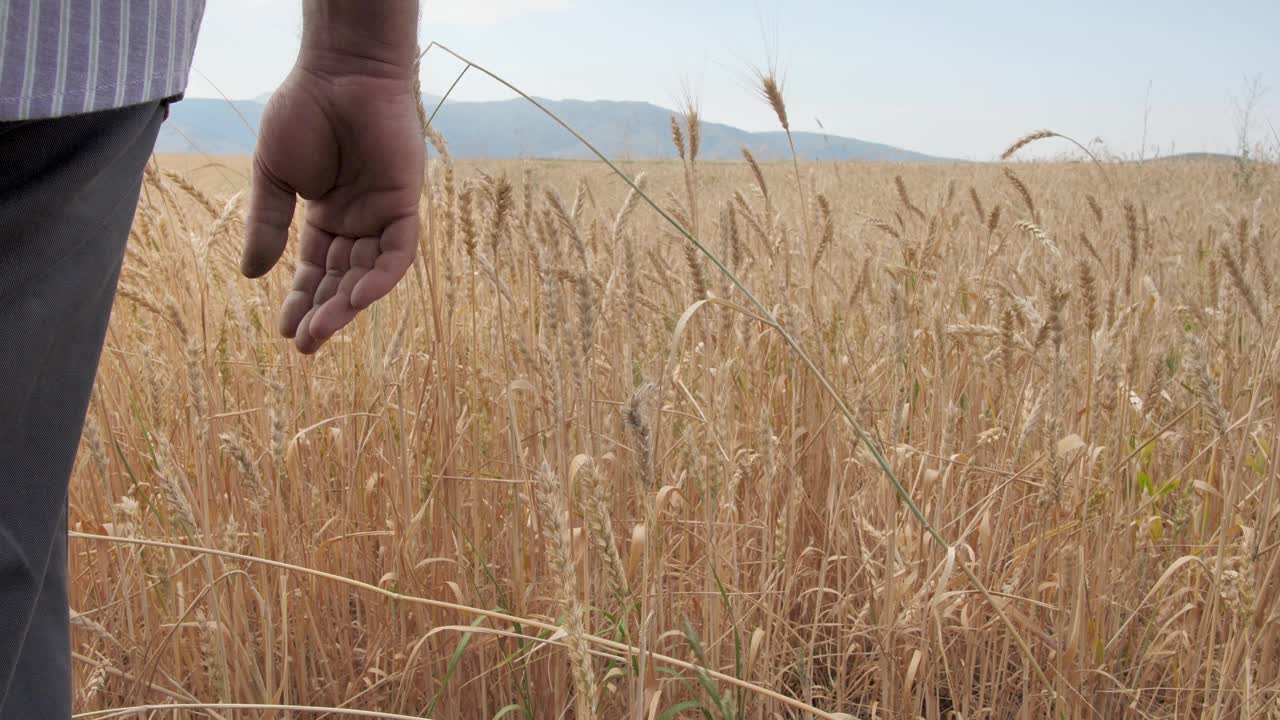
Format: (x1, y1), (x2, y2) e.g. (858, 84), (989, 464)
(0, 0), (205, 121)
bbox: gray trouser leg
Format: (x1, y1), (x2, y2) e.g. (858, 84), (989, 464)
(0, 101), (164, 719)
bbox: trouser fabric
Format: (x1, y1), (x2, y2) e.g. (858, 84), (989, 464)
(0, 100), (164, 719)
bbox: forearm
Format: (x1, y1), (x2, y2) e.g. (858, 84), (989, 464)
(299, 1), (420, 80)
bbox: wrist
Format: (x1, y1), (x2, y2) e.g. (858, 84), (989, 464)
(298, 1), (419, 82)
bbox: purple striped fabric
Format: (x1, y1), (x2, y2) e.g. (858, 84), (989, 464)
(0, 0), (205, 121)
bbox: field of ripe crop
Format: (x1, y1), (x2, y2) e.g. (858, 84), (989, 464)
(68, 139), (1279, 718)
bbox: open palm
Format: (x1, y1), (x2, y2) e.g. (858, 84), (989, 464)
(242, 65), (424, 354)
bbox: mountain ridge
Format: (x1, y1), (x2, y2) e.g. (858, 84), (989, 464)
(156, 95), (948, 162)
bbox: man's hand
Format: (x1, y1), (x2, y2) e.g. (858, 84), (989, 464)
(243, 2), (423, 354)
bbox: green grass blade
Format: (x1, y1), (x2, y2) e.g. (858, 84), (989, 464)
(424, 616), (483, 716)
(657, 701), (712, 720)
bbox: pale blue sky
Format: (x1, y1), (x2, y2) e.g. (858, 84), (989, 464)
(187, 1), (1279, 160)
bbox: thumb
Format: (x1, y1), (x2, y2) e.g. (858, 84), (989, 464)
(242, 155), (296, 278)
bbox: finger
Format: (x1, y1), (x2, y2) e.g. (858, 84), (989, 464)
(279, 224), (330, 338)
(350, 216), (418, 310)
(308, 262), (370, 345)
(349, 235), (380, 272)
(312, 236), (354, 309)
(243, 155), (297, 278)
(294, 306), (323, 354)
(295, 236), (379, 353)
(292, 238), (352, 353)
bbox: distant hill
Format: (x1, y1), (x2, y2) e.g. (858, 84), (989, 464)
(157, 95), (946, 162)
(1151, 152), (1240, 162)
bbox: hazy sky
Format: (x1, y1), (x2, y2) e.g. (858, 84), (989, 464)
(187, 1), (1279, 160)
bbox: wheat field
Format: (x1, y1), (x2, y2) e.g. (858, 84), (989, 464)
(66, 114), (1280, 720)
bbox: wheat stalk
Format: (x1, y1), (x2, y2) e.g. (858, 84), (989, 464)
(1000, 129), (1060, 160)
(534, 462), (599, 719)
